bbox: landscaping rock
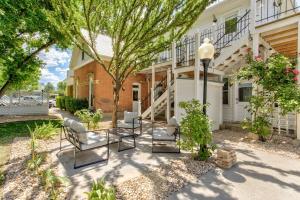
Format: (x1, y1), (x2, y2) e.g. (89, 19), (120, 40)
(216, 147), (237, 169)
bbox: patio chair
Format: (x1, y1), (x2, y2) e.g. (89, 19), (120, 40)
(152, 116), (180, 153)
(117, 111), (143, 136)
(60, 118), (109, 169)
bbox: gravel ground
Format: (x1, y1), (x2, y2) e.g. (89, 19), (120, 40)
(2, 136), (68, 200)
(214, 130), (300, 159)
(116, 158), (215, 200)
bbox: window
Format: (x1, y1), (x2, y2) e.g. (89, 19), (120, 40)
(81, 51), (85, 60)
(225, 16), (238, 34)
(223, 78), (229, 104)
(238, 83), (252, 102)
(132, 85), (139, 101)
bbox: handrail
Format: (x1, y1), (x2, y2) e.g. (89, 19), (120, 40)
(213, 9), (251, 58)
(141, 75), (168, 107)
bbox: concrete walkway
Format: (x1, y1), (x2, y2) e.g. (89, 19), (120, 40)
(169, 143), (300, 200)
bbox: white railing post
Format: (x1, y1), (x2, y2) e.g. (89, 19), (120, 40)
(172, 41), (177, 117)
(166, 68), (171, 122)
(195, 33), (201, 100)
(151, 66), (155, 121)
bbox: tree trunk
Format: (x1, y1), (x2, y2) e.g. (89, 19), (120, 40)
(0, 79), (11, 98)
(112, 81), (121, 128)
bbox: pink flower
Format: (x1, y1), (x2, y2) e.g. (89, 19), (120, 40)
(293, 77), (299, 82)
(292, 69), (299, 75)
(255, 55), (263, 62)
(246, 48), (251, 52)
(285, 67), (291, 74)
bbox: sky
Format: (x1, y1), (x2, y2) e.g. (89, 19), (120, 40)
(38, 46), (72, 88)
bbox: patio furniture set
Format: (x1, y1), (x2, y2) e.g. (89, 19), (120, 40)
(60, 111), (181, 169)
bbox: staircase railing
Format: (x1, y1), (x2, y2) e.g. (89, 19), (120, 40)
(213, 9), (251, 58)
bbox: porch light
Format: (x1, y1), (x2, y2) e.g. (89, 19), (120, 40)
(198, 38), (215, 115)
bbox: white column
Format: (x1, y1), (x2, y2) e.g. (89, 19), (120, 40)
(151, 67), (155, 121)
(166, 68), (171, 122)
(252, 33), (259, 57)
(250, 0), (256, 34)
(194, 33), (201, 99)
(297, 21), (300, 139)
(172, 41), (177, 117)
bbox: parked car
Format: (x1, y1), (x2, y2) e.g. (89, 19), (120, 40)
(49, 98), (56, 108)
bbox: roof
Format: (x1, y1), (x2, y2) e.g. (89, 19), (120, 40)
(81, 29), (113, 58)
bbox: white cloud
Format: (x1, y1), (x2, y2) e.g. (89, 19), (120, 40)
(39, 47), (71, 68)
(38, 46), (71, 87)
(55, 67), (68, 72)
(40, 68), (61, 86)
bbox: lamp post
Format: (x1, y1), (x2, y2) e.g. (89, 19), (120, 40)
(198, 38), (215, 115)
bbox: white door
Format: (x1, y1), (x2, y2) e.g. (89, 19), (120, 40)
(88, 76), (94, 108)
(236, 82), (252, 121)
(132, 84), (141, 113)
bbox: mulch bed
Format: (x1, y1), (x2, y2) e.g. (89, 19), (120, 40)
(2, 137), (68, 200)
(214, 130), (300, 159)
(116, 158), (215, 200)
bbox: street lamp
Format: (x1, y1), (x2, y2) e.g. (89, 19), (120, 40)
(198, 38), (215, 115)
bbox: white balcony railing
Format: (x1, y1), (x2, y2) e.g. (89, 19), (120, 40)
(256, 0), (300, 25)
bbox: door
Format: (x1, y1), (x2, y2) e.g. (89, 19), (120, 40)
(88, 75), (94, 108)
(236, 82), (252, 121)
(132, 84), (141, 113)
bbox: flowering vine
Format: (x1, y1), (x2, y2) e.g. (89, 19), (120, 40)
(237, 54), (300, 141)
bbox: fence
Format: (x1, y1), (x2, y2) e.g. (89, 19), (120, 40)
(0, 91), (49, 116)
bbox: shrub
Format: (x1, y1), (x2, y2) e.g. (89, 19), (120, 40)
(27, 126), (44, 172)
(179, 99), (216, 161)
(86, 179), (116, 200)
(0, 171), (5, 186)
(75, 109), (103, 130)
(56, 96), (66, 110)
(65, 97), (88, 113)
(41, 169), (70, 200)
(31, 121), (59, 140)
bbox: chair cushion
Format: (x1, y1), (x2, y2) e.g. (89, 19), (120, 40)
(117, 120), (140, 129)
(168, 116), (179, 126)
(80, 133), (108, 150)
(166, 126), (176, 136)
(63, 118), (74, 127)
(153, 128), (176, 140)
(124, 111), (138, 124)
(70, 120), (88, 143)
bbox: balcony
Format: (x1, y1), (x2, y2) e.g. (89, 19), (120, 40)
(256, 0), (300, 26)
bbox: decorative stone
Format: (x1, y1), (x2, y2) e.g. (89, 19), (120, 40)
(292, 139), (300, 147)
(216, 147), (237, 169)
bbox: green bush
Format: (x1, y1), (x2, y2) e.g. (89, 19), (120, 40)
(56, 96), (66, 110)
(64, 97), (88, 113)
(31, 121), (59, 140)
(0, 171), (5, 186)
(179, 99), (216, 161)
(75, 109), (103, 130)
(86, 179), (116, 200)
(41, 169), (70, 199)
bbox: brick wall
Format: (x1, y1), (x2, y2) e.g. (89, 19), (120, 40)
(73, 61), (150, 113)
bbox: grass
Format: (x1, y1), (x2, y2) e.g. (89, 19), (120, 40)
(0, 119), (62, 197)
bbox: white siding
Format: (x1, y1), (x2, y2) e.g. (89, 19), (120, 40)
(175, 79), (223, 131)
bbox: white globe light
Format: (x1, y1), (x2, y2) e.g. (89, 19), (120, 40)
(198, 38), (215, 60)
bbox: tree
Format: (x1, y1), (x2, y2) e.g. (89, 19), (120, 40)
(0, 0), (70, 97)
(57, 81), (66, 95)
(238, 54), (300, 141)
(49, 0), (211, 126)
(44, 82), (55, 94)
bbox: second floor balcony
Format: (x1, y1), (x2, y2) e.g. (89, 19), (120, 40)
(255, 0), (300, 25)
